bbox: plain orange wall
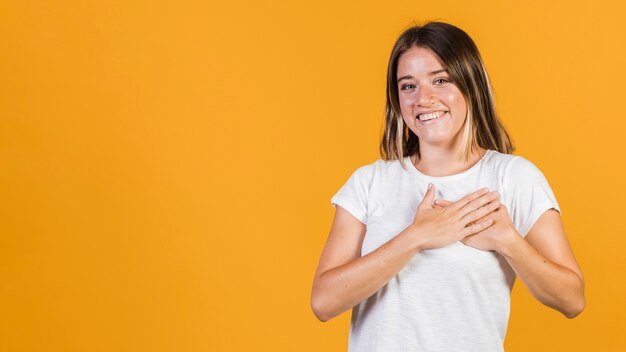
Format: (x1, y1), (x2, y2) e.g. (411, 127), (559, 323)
(1, 0), (625, 351)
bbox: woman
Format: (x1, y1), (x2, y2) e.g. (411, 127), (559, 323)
(310, 22), (585, 351)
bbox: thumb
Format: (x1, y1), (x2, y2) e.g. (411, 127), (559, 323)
(419, 183), (436, 209)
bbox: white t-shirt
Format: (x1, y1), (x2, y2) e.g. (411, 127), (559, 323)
(330, 149), (560, 352)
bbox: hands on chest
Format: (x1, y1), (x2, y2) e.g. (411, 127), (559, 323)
(407, 184), (518, 253)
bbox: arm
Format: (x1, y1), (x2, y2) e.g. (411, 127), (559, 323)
(458, 157), (585, 318)
(312, 185), (499, 322)
(310, 205), (422, 322)
(497, 208), (586, 319)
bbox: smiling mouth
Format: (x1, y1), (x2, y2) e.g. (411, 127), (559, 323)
(417, 111), (447, 122)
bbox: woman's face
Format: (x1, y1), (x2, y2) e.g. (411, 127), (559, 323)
(397, 46), (468, 148)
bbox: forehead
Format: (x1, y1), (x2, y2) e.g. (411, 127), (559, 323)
(397, 46), (446, 75)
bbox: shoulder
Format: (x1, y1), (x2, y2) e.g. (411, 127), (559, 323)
(351, 157), (405, 176)
(483, 150), (546, 179)
(339, 159), (379, 187)
(349, 159), (379, 178)
(488, 152), (553, 197)
(483, 149), (519, 167)
(505, 154), (547, 181)
(339, 157), (408, 190)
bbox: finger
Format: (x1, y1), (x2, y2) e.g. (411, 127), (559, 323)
(456, 190), (500, 218)
(461, 218), (494, 236)
(433, 199), (451, 209)
(448, 187), (490, 212)
(419, 183), (436, 209)
(461, 200), (501, 225)
(434, 199), (452, 207)
(460, 234), (474, 244)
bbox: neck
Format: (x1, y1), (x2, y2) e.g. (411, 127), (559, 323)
(412, 143), (486, 177)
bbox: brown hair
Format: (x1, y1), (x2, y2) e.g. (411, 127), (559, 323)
(379, 21), (514, 169)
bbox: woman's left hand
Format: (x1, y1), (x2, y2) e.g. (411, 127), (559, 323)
(434, 199), (519, 252)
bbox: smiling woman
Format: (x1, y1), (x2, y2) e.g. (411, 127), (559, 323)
(311, 21), (585, 352)
(382, 22), (513, 170)
(397, 46), (468, 151)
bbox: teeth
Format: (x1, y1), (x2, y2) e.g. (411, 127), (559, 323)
(418, 111), (446, 121)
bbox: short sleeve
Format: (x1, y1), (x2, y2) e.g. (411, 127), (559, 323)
(330, 163), (375, 226)
(503, 157), (561, 238)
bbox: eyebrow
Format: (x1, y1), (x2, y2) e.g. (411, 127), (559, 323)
(397, 69), (449, 83)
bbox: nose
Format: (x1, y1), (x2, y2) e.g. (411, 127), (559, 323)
(417, 85), (435, 106)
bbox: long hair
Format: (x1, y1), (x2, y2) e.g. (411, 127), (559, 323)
(379, 21), (514, 170)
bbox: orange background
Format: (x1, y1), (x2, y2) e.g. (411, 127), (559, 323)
(1, 0), (625, 351)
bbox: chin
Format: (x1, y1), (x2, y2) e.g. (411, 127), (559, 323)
(417, 134), (452, 144)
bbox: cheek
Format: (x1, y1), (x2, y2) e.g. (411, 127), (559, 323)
(399, 93), (415, 106)
(445, 92), (467, 113)
(398, 95), (415, 116)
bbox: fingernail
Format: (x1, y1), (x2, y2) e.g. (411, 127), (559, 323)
(428, 183), (433, 190)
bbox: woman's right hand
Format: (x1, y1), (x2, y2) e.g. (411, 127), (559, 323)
(407, 184), (500, 250)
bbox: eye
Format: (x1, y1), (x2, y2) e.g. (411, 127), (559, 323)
(434, 78), (449, 85)
(400, 84), (415, 90)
